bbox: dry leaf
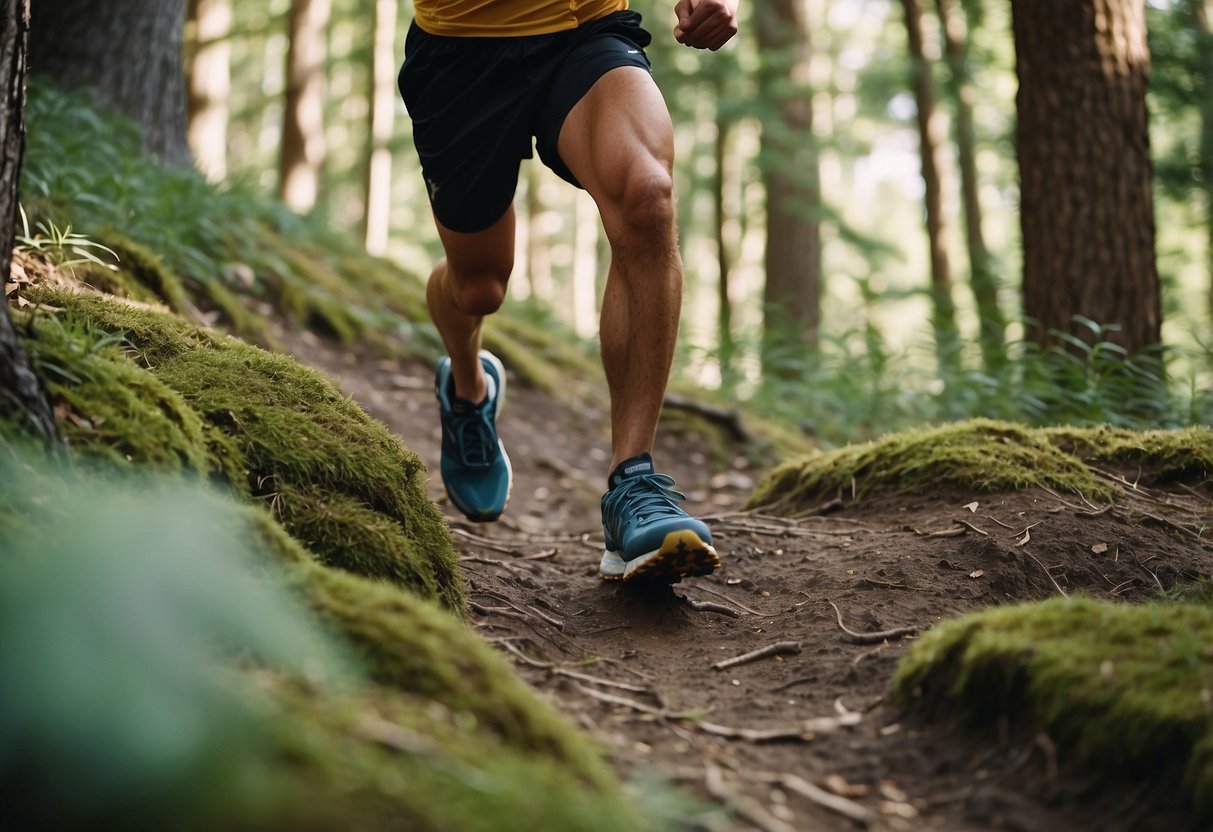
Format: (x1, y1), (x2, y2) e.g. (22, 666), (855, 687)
(822, 774), (870, 799)
(963, 501), (979, 513)
(969, 570), (985, 579)
(879, 781), (908, 803)
(1091, 543), (1108, 554)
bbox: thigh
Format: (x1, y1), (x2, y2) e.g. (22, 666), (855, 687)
(554, 66), (676, 221)
(437, 207), (516, 281)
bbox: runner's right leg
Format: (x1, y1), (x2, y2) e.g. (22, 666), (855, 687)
(427, 210), (516, 521)
(426, 209), (515, 403)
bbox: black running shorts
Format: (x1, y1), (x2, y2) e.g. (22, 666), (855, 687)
(398, 10), (653, 234)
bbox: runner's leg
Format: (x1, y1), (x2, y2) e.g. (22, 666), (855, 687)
(556, 66), (679, 471)
(426, 209), (515, 403)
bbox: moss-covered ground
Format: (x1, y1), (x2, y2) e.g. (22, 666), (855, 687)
(747, 418), (1213, 511)
(892, 597), (1213, 824)
(2, 287), (666, 828)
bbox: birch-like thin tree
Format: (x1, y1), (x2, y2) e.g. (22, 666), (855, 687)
(362, 0), (396, 254)
(186, 0), (231, 181)
(901, 0), (960, 375)
(279, 0), (330, 213)
(935, 0), (1004, 372)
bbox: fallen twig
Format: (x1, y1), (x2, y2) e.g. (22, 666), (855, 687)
(552, 667), (648, 693)
(773, 773), (875, 827)
(525, 604), (564, 631)
(704, 763), (796, 832)
(954, 518), (989, 536)
(1022, 549), (1069, 598)
(680, 595), (741, 618)
(827, 600), (919, 645)
(913, 525), (966, 539)
(687, 583), (768, 615)
(698, 711), (863, 743)
(712, 641), (802, 671)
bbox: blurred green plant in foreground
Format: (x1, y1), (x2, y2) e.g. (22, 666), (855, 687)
(0, 453), (351, 828)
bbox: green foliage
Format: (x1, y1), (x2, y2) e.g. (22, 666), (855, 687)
(0, 464), (349, 828)
(740, 316), (1210, 447)
(892, 597), (1213, 823)
(747, 419), (1213, 511)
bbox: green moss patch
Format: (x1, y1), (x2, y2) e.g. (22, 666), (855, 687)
(1, 457), (663, 831)
(892, 597), (1213, 822)
(18, 288), (461, 611)
(748, 419), (1213, 512)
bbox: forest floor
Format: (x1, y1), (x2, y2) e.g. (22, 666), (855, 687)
(290, 329), (1206, 832)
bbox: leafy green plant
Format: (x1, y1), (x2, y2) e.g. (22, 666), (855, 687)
(14, 203), (118, 274)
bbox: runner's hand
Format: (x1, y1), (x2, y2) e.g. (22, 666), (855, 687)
(673, 0), (738, 51)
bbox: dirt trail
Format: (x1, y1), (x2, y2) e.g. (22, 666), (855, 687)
(295, 334), (1206, 832)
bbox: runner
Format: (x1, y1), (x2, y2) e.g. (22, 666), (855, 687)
(400, 0), (739, 582)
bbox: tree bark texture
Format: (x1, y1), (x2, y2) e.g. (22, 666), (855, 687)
(362, 0), (397, 254)
(0, 0), (58, 444)
(279, 0), (331, 213)
(1012, 0), (1160, 353)
(29, 0), (191, 167)
(902, 0), (960, 374)
(935, 0), (1005, 371)
(186, 0), (231, 181)
(756, 0), (822, 378)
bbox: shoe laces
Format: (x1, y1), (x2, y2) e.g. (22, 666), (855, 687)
(603, 473), (687, 529)
(450, 404), (498, 469)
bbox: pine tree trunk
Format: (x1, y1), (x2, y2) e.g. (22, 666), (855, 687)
(29, 0), (191, 167)
(756, 0), (821, 380)
(362, 0), (396, 254)
(0, 0), (58, 444)
(186, 0), (231, 181)
(902, 0), (960, 375)
(1012, 0), (1160, 353)
(1194, 0), (1213, 330)
(936, 0), (1005, 372)
(279, 0), (330, 213)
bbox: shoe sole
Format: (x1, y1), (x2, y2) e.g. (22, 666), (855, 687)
(599, 529), (720, 583)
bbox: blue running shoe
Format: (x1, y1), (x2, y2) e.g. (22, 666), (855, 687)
(436, 350), (512, 522)
(599, 453), (719, 582)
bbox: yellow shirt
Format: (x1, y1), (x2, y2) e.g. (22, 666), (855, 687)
(414, 0), (629, 37)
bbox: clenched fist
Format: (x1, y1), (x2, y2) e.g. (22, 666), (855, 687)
(673, 0), (738, 51)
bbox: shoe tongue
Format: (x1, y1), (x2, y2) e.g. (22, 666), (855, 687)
(449, 376), (493, 416)
(608, 452), (654, 490)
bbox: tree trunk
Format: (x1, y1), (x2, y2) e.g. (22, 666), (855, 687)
(936, 0), (1005, 372)
(1012, 0), (1160, 354)
(1194, 0), (1213, 330)
(714, 100), (736, 387)
(362, 0), (396, 254)
(186, 0), (230, 181)
(756, 0), (821, 380)
(29, 0), (191, 167)
(0, 0), (57, 444)
(279, 0), (330, 213)
(902, 0), (960, 375)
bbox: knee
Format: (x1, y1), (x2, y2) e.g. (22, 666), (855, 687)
(609, 162), (675, 240)
(454, 268), (510, 316)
